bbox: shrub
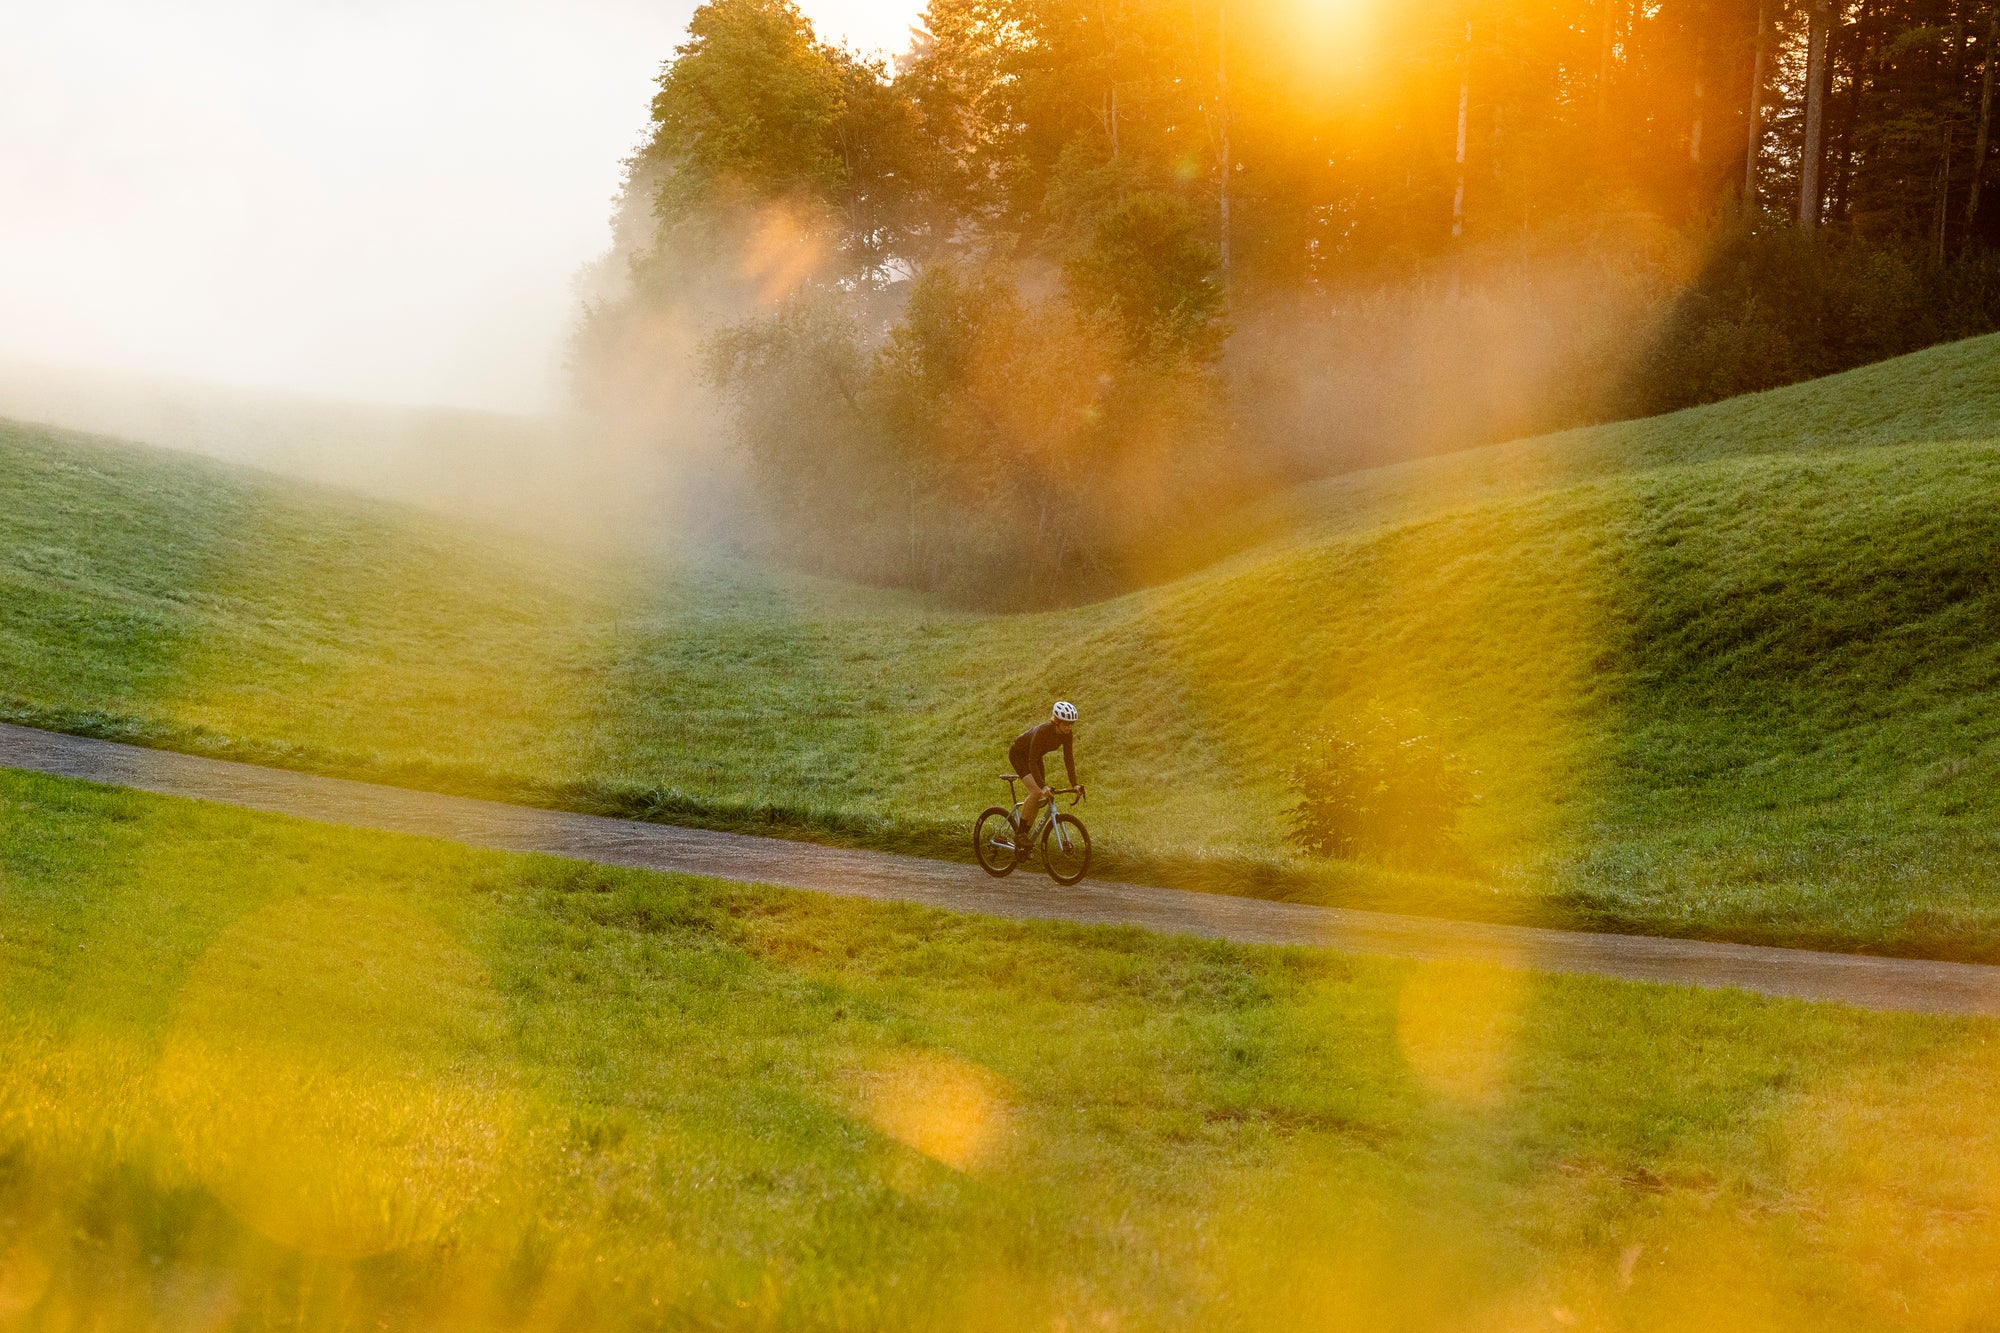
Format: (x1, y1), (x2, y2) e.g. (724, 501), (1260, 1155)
(1287, 719), (1476, 866)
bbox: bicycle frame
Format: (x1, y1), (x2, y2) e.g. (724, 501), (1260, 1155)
(1000, 776), (1082, 854)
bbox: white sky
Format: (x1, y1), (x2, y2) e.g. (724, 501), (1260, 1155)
(0, 0), (923, 412)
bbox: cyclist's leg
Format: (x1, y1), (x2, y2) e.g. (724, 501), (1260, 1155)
(1007, 739), (1041, 835)
(1019, 766), (1049, 835)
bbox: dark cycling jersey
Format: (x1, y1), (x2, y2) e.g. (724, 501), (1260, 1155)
(1009, 720), (1077, 786)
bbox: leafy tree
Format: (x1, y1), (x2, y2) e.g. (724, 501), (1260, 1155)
(705, 294), (889, 567)
(1066, 191), (1225, 356)
(649, 0), (848, 208)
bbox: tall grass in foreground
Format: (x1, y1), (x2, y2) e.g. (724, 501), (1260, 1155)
(5, 770), (2000, 1329)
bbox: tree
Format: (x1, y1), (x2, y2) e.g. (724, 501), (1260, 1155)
(1800, 0), (1834, 226)
(574, 0), (2000, 603)
(1066, 191), (1226, 356)
(648, 0), (848, 208)
(1966, 5), (1998, 232)
(1747, 0), (1768, 202)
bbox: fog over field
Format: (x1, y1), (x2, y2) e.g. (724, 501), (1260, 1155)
(0, 0), (922, 414)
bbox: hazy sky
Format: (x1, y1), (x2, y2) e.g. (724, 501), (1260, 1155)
(0, 0), (922, 412)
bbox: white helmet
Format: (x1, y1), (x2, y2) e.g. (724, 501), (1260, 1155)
(1053, 700), (1078, 723)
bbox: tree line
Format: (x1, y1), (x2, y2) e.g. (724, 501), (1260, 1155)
(574, 0), (2000, 603)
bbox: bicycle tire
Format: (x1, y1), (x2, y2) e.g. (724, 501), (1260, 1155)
(974, 806), (1020, 877)
(1041, 812), (1092, 885)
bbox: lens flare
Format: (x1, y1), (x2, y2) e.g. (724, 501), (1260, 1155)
(0, 1241), (51, 1323)
(1395, 960), (1528, 1107)
(155, 894), (516, 1259)
(855, 1050), (1014, 1175)
(740, 202), (830, 307)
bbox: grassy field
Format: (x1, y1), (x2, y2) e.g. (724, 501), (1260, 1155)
(3, 333), (1999, 954)
(8, 767), (2000, 1329)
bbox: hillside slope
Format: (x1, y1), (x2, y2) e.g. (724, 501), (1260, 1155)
(4, 334), (1999, 954)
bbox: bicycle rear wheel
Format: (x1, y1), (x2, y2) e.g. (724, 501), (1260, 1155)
(974, 806), (1020, 876)
(1041, 812), (1092, 884)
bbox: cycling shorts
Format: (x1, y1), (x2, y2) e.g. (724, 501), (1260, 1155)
(1008, 738), (1045, 784)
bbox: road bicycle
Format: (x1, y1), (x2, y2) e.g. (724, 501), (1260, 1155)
(974, 775), (1092, 885)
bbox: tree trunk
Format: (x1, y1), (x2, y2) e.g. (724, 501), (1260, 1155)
(1828, 0), (1869, 223)
(1217, 0), (1230, 283)
(1938, 125), (1956, 260)
(1967, 7), (1998, 231)
(1799, 0), (1832, 228)
(1691, 20), (1706, 164)
(1453, 18), (1472, 240)
(1746, 0), (1768, 204)
(1599, 0), (1616, 125)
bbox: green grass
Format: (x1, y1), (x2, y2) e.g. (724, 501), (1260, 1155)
(4, 334), (2000, 955)
(8, 768), (2000, 1329)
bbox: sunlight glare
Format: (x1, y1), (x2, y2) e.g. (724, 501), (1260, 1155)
(0, 1241), (51, 1323)
(1395, 961), (1527, 1107)
(1256, 0), (1379, 95)
(156, 895), (517, 1258)
(857, 1051), (1014, 1176)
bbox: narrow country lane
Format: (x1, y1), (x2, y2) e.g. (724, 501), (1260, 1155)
(4, 721), (1998, 1016)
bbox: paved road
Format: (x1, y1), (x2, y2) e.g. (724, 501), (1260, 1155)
(4, 721), (1998, 1016)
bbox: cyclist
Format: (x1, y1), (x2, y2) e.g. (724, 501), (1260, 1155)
(1010, 701), (1083, 842)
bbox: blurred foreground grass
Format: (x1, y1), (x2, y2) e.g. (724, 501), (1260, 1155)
(4, 335), (2000, 954)
(5, 769), (2000, 1329)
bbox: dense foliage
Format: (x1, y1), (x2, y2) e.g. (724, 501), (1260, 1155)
(1288, 721), (1478, 867)
(576, 0), (2000, 599)
(704, 267), (1242, 601)
(1638, 226), (2000, 411)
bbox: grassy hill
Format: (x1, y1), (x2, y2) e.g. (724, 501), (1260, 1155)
(4, 333), (1999, 955)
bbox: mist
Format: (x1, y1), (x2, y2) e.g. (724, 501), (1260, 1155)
(0, 0), (921, 414)
(13, 0), (1993, 583)
(0, 0), (925, 548)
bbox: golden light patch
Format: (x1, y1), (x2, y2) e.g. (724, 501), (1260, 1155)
(1395, 961), (1527, 1107)
(156, 895), (516, 1259)
(0, 1240), (51, 1323)
(739, 202), (827, 306)
(1770, 1054), (2000, 1326)
(1599, 1220), (1792, 1333)
(0, 1028), (150, 1152)
(1433, 1287), (1580, 1333)
(856, 1051), (1013, 1175)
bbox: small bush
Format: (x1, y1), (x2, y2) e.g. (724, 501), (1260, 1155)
(1287, 720), (1476, 866)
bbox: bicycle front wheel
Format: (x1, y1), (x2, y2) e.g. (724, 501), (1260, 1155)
(974, 807), (1020, 877)
(1041, 812), (1092, 885)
